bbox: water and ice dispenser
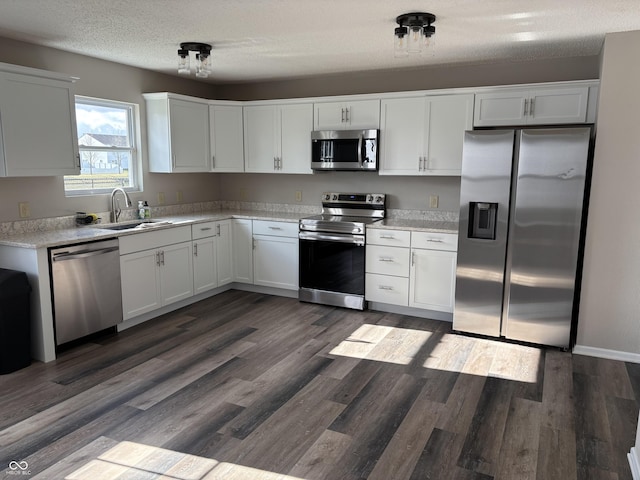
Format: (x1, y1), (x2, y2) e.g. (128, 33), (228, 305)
(468, 202), (498, 240)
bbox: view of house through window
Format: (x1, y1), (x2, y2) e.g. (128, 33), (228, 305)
(64, 97), (138, 194)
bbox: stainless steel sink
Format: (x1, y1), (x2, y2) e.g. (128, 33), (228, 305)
(96, 220), (171, 231)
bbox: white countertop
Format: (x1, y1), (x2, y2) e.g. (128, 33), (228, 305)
(0, 209), (459, 249)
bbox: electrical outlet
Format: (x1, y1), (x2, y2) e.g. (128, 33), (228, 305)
(157, 192), (165, 205)
(240, 188), (248, 201)
(429, 195), (439, 209)
(18, 202), (30, 218)
(295, 190), (302, 202)
(176, 190), (183, 202)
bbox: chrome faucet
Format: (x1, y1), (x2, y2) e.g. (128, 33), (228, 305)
(110, 187), (132, 223)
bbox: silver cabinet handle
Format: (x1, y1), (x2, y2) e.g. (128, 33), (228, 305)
(378, 285), (394, 291)
(172, 154), (177, 167)
(156, 251), (161, 266)
(76, 154), (81, 169)
(419, 157), (423, 171)
(379, 257), (395, 263)
(345, 107), (350, 123)
(524, 98), (529, 116)
(160, 250), (165, 266)
(529, 98), (535, 116)
(216, 224), (221, 236)
(212, 155), (215, 168)
(411, 251), (416, 266)
(426, 238), (444, 243)
(193, 243), (198, 256)
(252, 238), (256, 250)
(341, 108), (345, 123)
(200, 227), (212, 232)
(379, 234), (395, 239)
(268, 226), (282, 230)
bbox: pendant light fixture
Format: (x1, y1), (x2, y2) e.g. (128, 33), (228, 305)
(394, 13), (436, 57)
(177, 42), (212, 78)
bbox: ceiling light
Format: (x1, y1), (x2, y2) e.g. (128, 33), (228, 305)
(177, 42), (212, 78)
(394, 12), (436, 57)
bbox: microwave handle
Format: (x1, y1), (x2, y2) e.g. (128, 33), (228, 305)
(357, 133), (363, 167)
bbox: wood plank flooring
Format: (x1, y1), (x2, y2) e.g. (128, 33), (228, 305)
(0, 290), (638, 479)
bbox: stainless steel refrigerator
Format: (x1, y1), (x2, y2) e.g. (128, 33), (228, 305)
(453, 127), (592, 348)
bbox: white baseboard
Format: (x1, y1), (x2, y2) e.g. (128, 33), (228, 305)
(629, 447), (640, 480)
(572, 344), (640, 364)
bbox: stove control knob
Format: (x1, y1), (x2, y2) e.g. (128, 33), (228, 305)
(332, 194), (338, 201)
(367, 195), (373, 203)
(375, 195), (383, 204)
(324, 193), (331, 201)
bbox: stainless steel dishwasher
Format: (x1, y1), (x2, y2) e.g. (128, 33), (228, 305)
(49, 238), (122, 346)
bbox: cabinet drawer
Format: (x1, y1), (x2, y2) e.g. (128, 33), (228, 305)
(367, 228), (411, 247)
(192, 221), (218, 240)
(411, 231), (458, 251)
(119, 226), (191, 255)
(366, 245), (410, 277)
(365, 273), (409, 306)
(252, 220), (298, 238)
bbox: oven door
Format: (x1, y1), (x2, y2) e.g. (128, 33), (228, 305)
(299, 231), (366, 309)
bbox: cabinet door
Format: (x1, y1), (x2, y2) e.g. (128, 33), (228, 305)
(409, 249), (457, 312)
(279, 103), (313, 174)
(159, 241), (194, 305)
(168, 98), (210, 172)
(193, 236), (217, 294)
(528, 87), (589, 125)
(379, 97), (426, 175)
(314, 99), (380, 130)
(210, 104), (244, 172)
(425, 94), (474, 175)
(0, 72), (79, 176)
(120, 249), (161, 320)
(473, 91), (528, 127)
(216, 220), (233, 286)
(232, 219), (253, 283)
(243, 105), (277, 172)
(253, 235), (299, 290)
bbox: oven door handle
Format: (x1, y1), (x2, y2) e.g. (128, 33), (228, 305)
(299, 231), (365, 245)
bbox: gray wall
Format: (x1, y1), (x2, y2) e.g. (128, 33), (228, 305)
(576, 30), (640, 357)
(0, 35), (600, 223)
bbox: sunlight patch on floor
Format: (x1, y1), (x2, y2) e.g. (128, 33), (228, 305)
(329, 324), (433, 366)
(65, 441), (306, 480)
(329, 325), (542, 384)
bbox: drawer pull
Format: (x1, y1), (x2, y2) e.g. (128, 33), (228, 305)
(426, 238), (444, 243)
(200, 227), (212, 231)
(378, 285), (394, 291)
(379, 234), (395, 239)
(268, 226), (283, 230)
(379, 257), (395, 263)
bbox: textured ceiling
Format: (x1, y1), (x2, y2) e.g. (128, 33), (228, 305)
(0, 0), (639, 83)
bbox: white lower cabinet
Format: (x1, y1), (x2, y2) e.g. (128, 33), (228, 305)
(119, 226), (194, 320)
(232, 219), (253, 283)
(252, 220), (299, 290)
(409, 232), (458, 313)
(120, 240), (194, 320)
(366, 228), (458, 314)
(192, 220), (232, 294)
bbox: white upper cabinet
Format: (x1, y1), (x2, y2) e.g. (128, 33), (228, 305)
(243, 103), (313, 174)
(144, 93), (210, 173)
(380, 94), (473, 176)
(209, 103), (244, 172)
(313, 99), (380, 130)
(0, 65), (80, 177)
(474, 86), (590, 126)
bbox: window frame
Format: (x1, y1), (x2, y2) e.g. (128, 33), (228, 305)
(65, 96), (141, 196)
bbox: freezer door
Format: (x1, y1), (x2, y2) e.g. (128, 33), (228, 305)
(503, 128), (590, 347)
(454, 130), (514, 337)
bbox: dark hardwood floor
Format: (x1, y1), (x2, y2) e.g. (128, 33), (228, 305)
(0, 290), (638, 479)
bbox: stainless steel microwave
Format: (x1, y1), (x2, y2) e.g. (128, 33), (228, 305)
(311, 129), (379, 171)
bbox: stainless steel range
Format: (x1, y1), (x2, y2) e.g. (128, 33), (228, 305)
(299, 192), (386, 310)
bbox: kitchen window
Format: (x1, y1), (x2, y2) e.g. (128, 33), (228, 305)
(64, 96), (140, 195)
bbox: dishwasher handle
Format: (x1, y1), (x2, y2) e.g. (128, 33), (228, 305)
(51, 246), (119, 261)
